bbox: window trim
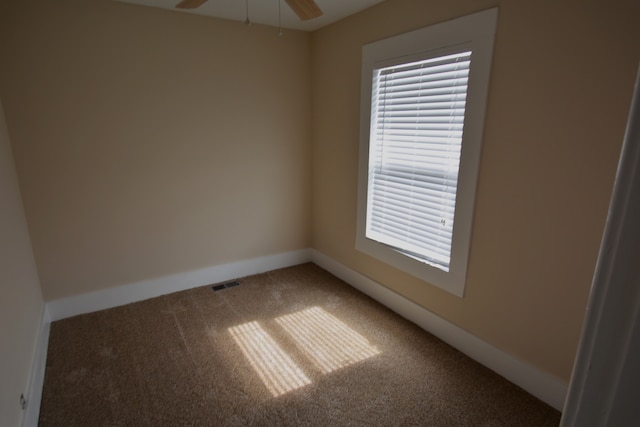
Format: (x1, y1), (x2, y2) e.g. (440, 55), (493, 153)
(356, 8), (498, 297)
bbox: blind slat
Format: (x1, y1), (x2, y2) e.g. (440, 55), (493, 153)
(367, 50), (471, 270)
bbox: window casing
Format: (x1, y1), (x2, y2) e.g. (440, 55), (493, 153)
(356, 9), (498, 297)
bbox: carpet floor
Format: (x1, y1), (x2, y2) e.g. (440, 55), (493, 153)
(39, 263), (561, 426)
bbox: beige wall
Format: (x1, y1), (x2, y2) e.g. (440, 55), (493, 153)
(0, 98), (45, 426)
(310, 0), (640, 381)
(0, 0), (312, 300)
(2, 0), (639, 397)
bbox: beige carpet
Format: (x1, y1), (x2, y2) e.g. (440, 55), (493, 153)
(39, 263), (561, 426)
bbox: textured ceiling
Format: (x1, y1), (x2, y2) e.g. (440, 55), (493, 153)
(112, 0), (385, 31)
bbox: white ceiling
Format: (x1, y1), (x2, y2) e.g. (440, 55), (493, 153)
(112, 0), (385, 32)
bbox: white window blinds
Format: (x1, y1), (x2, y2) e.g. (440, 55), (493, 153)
(366, 51), (472, 272)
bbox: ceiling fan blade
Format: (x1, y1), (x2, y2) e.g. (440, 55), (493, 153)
(176, 0), (208, 9)
(285, 0), (323, 21)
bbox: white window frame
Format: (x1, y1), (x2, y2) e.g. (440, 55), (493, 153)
(356, 8), (498, 297)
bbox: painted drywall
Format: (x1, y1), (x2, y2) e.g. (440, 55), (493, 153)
(2, 0), (638, 405)
(0, 0), (312, 300)
(0, 98), (45, 426)
(310, 0), (640, 382)
(561, 66), (640, 426)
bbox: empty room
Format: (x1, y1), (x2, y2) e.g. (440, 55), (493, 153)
(1, 0), (639, 425)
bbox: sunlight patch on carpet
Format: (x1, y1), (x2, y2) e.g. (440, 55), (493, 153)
(229, 321), (311, 397)
(275, 306), (381, 374)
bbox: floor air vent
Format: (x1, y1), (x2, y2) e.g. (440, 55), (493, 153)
(212, 280), (241, 292)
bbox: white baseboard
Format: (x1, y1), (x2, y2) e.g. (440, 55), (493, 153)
(42, 247), (567, 411)
(47, 249), (312, 321)
(22, 306), (51, 427)
(309, 249), (568, 411)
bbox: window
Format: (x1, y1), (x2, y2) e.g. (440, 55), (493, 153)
(356, 9), (498, 297)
